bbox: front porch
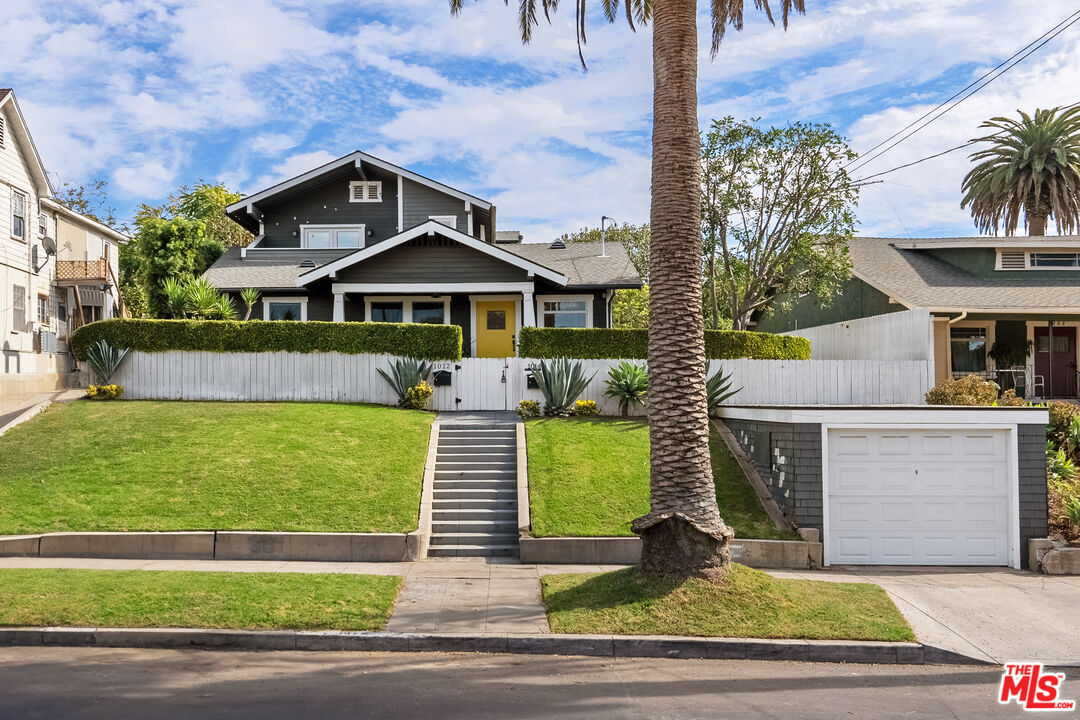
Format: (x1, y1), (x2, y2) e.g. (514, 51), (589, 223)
(933, 316), (1080, 400)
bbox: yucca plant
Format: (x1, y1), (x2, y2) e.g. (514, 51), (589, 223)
(705, 361), (741, 413)
(213, 293), (238, 321)
(604, 360), (648, 416)
(240, 287), (260, 321)
(377, 357), (433, 407)
(185, 277), (223, 319)
(530, 358), (595, 417)
(162, 276), (189, 319)
(85, 339), (130, 384)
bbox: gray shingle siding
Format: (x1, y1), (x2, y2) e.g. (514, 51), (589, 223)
(723, 419), (823, 533)
(401, 177), (470, 233)
(335, 241), (528, 284)
(1018, 423), (1048, 569)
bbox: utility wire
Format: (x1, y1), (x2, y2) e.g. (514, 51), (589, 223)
(846, 9), (1080, 175)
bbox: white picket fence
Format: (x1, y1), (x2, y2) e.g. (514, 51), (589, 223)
(107, 351), (933, 411)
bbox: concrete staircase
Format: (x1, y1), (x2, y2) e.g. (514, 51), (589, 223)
(428, 421), (519, 558)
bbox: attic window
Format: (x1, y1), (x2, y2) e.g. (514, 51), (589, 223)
(998, 251), (1027, 270)
(349, 181), (382, 203)
(429, 215), (457, 229)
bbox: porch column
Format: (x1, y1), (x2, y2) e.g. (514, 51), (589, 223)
(522, 290), (536, 327)
(333, 292), (345, 323)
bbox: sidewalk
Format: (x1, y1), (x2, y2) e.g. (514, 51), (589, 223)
(0, 389), (84, 435)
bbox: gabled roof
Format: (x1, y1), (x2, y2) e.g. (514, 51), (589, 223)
(850, 237), (1080, 313)
(0, 89), (52, 197)
(227, 150), (492, 219)
(296, 220), (568, 286)
(503, 240), (641, 289)
(40, 198), (129, 244)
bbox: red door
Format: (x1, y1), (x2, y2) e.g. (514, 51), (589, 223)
(1034, 326), (1077, 397)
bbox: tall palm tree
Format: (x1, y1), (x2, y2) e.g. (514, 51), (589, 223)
(450, 0), (804, 577)
(961, 105), (1080, 236)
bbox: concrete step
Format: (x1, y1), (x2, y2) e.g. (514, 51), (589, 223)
(435, 452), (516, 463)
(435, 470), (516, 481)
(438, 423), (518, 431)
(426, 544), (519, 558)
(433, 478), (516, 490)
(435, 460), (516, 471)
(432, 488), (517, 501)
(431, 518), (517, 534)
(432, 498), (516, 511)
(438, 437), (516, 448)
(429, 531), (519, 546)
(431, 508), (518, 522)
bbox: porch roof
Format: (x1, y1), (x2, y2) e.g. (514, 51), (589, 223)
(851, 237), (1080, 314)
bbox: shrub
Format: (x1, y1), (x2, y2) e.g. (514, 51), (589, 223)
(378, 357), (433, 407)
(924, 375), (999, 406)
(86, 384), (123, 400)
(1050, 401), (1080, 438)
(1049, 441), (1078, 483)
(71, 319), (463, 361)
(1066, 496), (1080, 531)
(518, 327), (810, 360)
(404, 381), (434, 410)
(531, 358), (596, 416)
(573, 400), (600, 416)
(517, 399), (540, 418)
(84, 339), (130, 384)
(706, 361), (741, 412)
(603, 360), (648, 416)
(996, 389), (1025, 407)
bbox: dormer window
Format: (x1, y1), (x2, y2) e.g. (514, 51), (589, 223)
(349, 181), (382, 203)
(996, 248), (1080, 270)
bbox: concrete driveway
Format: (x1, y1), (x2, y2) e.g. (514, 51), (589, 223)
(771, 566), (1080, 665)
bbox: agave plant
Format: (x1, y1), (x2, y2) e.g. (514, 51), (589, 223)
(377, 357), (433, 407)
(185, 277), (223, 319)
(705, 361), (741, 413)
(240, 287), (260, 321)
(162, 276), (189, 319)
(604, 360), (648, 417)
(530, 358), (595, 416)
(85, 339), (130, 384)
(213, 293), (238, 320)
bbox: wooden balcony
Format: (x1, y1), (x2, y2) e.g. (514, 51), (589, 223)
(56, 259), (108, 286)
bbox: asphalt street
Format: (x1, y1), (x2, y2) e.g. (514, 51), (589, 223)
(1, 648), (1071, 719)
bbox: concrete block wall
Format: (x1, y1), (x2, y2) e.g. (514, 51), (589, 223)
(723, 419), (824, 534)
(1018, 423), (1049, 569)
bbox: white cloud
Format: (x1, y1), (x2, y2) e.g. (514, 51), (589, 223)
(113, 156), (178, 198)
(249, 150), (339, 193)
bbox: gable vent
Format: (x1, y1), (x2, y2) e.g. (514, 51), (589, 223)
(999, 251), (1026, 270)
(299, 259), (317, 268)
(0, 116), (5, 148)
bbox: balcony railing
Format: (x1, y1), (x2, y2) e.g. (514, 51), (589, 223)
(55, 259), (108, 285)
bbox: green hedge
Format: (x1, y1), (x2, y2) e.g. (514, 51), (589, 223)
(517, 327), (810, 360)
(71, 319), (463, 361)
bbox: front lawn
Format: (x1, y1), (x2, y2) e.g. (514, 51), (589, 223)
(0, 569), (400, 631)
(526, 417), (797, 540)
(543, 565), (915, 642)
(0, 401), (432, 534)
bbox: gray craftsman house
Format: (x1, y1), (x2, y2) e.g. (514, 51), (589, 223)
(205, 151), (640, 357)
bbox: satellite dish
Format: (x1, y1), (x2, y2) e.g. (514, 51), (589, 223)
(41, 236), (57, 256)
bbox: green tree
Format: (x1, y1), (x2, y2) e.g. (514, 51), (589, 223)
(52, 179), (122, 229)
(452, 0), (805, 578)
(135, 217), (216, 318)
(560, 223), (650, 281)
(612, 286), (649, 329)
(170, 183), (252, 248)
(961, 105), (1080, 236)
(702, 117), (856, 330)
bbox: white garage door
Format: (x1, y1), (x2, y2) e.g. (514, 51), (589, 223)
(827, 428), (1011, 565)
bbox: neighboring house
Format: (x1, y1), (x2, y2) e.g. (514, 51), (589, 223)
(755, 236), (1080, 398)
(0, 89), (127, 406)
(205, 151), (641, 357)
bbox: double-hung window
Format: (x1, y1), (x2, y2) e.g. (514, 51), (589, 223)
(37, 294), (49, 324)
(300, 225), (364, 249)
(950, 327), (987, 374)
(538, 296), (591, 328)
(12, 285), (26, 332)
(11, 189), (26, 241)
(38, 212), (47, 237)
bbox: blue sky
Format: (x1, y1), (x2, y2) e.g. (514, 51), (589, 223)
(4, 0), (1080, 241)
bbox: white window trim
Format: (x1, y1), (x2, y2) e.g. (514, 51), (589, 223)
(469, 294), (522, 358)
(11, 188), (27, 242)
(37, 212), (47, 237)
(947, 320), (994, 375)
(349, 180), (382, 203)
(299, 224), (366, 249)
(429, 215), (457, 230)
(364, 295), (451, 325)
(996, 249), (1080, 270)
(263, 296), (308, 322)
(535, 294), (593, 329)
(1029, 251), (1080, 269)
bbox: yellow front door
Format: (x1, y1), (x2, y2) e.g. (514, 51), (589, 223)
(475, 300), (516, 358)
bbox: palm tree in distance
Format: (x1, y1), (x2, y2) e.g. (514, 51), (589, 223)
(961, 105), (1080, 236)
(450, 0), (804, 578)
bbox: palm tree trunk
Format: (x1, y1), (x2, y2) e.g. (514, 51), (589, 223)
(632, 0), (734, 578)
(1028, 214), (1047, 236)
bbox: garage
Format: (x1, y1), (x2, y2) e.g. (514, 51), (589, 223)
(719, 406), (1048, 570)
(826, 428), (1011, 566)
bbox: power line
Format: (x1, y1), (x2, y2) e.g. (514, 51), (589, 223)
(853, 140), (977, 182)
(846, 9), (1080, 175)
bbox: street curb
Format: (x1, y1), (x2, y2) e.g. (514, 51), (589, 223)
(0, 627), (990, 665)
